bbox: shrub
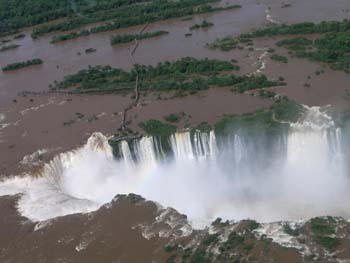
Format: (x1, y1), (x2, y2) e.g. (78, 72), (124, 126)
(2, 58), (43, 71)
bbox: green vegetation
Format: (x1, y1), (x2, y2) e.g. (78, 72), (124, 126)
(31, 0), (241, 39)
(283, 223), (300, 236)
(310, 217), (336, 236)
(207, 36), (238, 51)
(0, 43), (20, 52)
(164, 112), (185, 123)
(207, 35), (253, 51)
(270, 54), (288, 63)
(0, 0), (77, 35)
(240, 20), (350, 72)
(51, 57), (284, 98)
(246, 220), (260, 231)
(240, 20), (350, 38)
(50, 30), (90, 43)
(190, 248), (212, 263)
(50, 57), (234, 93)
(276, 33), (350, 72)
(208, 74), (285, 93)
(256, 89), (277, 98)
(194, 122), (212, 133)
(318, 236), (340, 251)
(276, 37), (313, 49)
(215, 98), (304, 137)
(2, 58), (43, 71)
(310, 217), (340, 251)
(189, 20), (214, 30)
(164, 244), (179, 252)
(207, 20), (350, 72)
(166, 254), (177, 263)
(111, 30), (168, 45)
(139, 119), (176, 137)
(201, 234), (220, 246)
(219, 232), (244, 253)
(13, 33), (25, 39)
(211, 217), (229, 227)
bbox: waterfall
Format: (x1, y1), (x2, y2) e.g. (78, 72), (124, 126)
(0, 107), (349, 227)
(169, 131), (217, 161)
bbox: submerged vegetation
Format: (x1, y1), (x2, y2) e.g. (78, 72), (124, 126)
(207, 37), (238, 51)
(0, 43), (20, 52)
(111, 31), (169, 45)
(2, 58), (43, 71)
(50, 30), (90, 43)
(189, 20), (214, 30)
(270, 54), (288, 63)
(31, 0), (241, 39)
(51, 57), (283, 97)
(164, 112), (186, 123)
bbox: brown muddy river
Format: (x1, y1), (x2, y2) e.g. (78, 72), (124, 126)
(0, 0), (349, 106)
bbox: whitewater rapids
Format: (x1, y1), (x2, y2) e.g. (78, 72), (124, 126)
(0, 106), (349, 228)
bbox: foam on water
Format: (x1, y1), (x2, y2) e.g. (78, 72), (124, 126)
(0, 107), (349, 228)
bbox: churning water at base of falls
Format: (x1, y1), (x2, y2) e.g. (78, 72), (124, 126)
(0, 106), (349, 228)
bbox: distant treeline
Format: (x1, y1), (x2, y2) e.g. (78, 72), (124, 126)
(239, 20), (350, 38)
(110, 31), (169, 45)
(32, 0), (240, 39)
(243, 20), (350, 72)
(207, 20), (350, 72)
(0, 0), (147, 36)
(0, 0), (76, 35)
(2, 58), (43, 71)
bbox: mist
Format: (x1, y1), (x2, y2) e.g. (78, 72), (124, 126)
(0, 106), (349, 228)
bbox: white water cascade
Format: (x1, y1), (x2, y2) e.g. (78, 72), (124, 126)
(0, 107), (349, 228)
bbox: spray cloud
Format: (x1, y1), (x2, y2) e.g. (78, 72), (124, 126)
(0, 107), (349, 228)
